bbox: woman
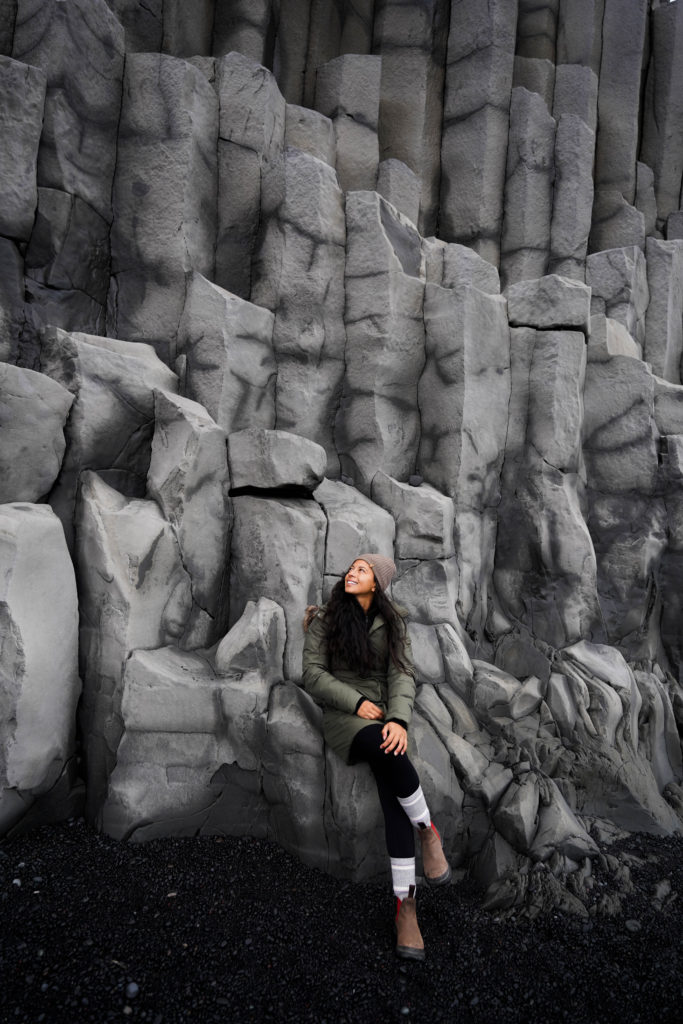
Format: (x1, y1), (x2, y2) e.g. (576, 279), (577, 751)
(302, 553), (451, 961)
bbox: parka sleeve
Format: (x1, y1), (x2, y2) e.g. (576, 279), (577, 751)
(302, 612), (366, 715)
(385, 618), (416, 727)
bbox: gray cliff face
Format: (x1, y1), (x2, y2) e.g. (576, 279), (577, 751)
(1, 0), (683, 913)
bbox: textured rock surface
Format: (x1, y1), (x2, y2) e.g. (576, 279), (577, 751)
(0, 504), (80, 833)
(0, 363), (73, 502)
(39, 326), (177, 549)
(0, 0), (682, 913)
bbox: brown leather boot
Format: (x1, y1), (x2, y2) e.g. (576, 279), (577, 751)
(419, 823), (452, 886)
(395, 884), (425, 961)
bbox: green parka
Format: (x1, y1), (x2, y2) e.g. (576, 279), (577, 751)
(301, 604), (416, 764)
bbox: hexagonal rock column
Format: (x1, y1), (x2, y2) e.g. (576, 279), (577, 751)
(313, 478), (395, 594)
(495, 327), (600, 649)
(39, 326), (177, 550)
(586, 246), (649, 349)
(0, 363), (73, 503)
(640, 0), (683, 228)
(314, 54), (381, 193)
(107, 53), (218, 361)
(0, 54), (46, 241)
(417, 282), (510, 637)
(148, 390), (232, 644)
(372, 0), (450, 236)
(582, 356), (665, 657)
(249, 145), (346, 476)
(643, 238), (683, 385)
(215, 52), (285, 299)
(12, 0), (124, 223)
(229, 495), (326, 681)
(440, 0), (517, 264)
(178, 274), (276, 437)
(336, 191), (425, 492)
(0, 504), (80, 836)
(76, 471), (195, 822)
(499, 87), (556, 288)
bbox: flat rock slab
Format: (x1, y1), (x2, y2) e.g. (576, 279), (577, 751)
(228, 428), (327, 491)
(505, 274), (592, 332)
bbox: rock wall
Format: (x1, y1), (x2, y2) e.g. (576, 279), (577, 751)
(1, 0), (683, 913)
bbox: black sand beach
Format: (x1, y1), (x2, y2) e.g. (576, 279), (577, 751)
(1, 820), (681, 1024)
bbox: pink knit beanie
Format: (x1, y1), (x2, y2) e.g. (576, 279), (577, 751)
(356, 553), (396, 592)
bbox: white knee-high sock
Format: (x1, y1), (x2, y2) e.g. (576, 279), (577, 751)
(390, 857), (416, 901)
(397, 786), (431, 830)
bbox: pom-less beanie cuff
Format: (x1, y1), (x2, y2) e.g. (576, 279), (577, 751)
(356, 553), (397, 592)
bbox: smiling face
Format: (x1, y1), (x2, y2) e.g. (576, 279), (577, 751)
(344, 559), (376, 601)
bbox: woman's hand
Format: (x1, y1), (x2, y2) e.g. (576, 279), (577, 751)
(380, 721), (407, 755)
(356, 700), (385, 721)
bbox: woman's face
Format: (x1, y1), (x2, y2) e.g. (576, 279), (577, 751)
(344, 559), (376, 599)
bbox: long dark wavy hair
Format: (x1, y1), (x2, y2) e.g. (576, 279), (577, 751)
(324, 571), (412, 677)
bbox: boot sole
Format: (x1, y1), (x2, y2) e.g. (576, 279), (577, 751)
(396, 944), (426, 962)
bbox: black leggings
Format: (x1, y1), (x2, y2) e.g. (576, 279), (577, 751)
(349, 723), (420, 858)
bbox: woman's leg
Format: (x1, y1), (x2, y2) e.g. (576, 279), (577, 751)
(350, 723), (451, 888)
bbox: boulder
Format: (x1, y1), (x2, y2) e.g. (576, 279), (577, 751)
(178, 274), (276, 436)
(530, 783), (598, 863)
(101, 644), (273, 840)
(371, 471), (455, 559)
(313, 478), (395, 576)
(0, 54), (45, 240)
(0, 364), (73, 503)
(148, 390), (231, 640)
(214, 598), (286, 684)
(12, 0), (125, 222)
(0, 504), (80, 835)
(393, 558), (459, 629)
(228, 428), (326, 492)
(505, 275), (591, 332)
(39, 326), (177, 549)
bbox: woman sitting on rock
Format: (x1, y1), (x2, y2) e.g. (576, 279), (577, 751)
(302, 553), (451, 961)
